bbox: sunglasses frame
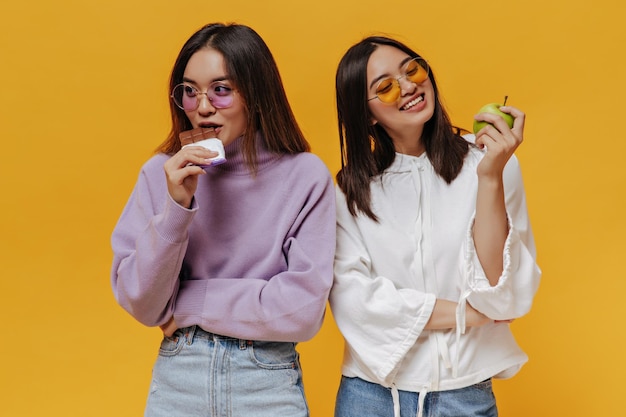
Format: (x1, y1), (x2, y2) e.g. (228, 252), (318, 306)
(170, 82), (236, 111)
(367, 57), (430, 104)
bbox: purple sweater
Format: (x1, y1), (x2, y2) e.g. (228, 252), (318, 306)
(111, 136), (336, 342)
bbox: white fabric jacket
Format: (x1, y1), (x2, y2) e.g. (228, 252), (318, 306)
(330, 140), (541, 413)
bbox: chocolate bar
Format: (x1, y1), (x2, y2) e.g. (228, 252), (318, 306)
(179, 127), (217, 146)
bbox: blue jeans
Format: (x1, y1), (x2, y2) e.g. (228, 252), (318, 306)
(144, 326), (309, 417)
(335, 376), (497, 417)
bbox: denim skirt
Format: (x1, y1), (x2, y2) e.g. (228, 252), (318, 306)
(144, 326), (309, 417)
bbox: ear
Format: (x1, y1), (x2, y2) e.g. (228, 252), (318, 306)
(369, 117), (378, 126)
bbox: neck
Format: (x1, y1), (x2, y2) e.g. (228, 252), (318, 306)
(392, 137), (425, 157)
(386, 125), (425, 157)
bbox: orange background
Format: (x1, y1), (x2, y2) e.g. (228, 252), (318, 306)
(1, 0), (624, 415)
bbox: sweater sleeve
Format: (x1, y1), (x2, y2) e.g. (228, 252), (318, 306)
(329, 187), (436, 385)
(173, 166), (336, 342)
(110, 159), (197, 327)
(465, 154), (542, 320)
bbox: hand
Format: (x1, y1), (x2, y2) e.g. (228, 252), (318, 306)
(465, 304), (493, 327)
(473, 105), (525, 179)
(163, 146), (218, 208)
(425, 299), (513, 329)
(466, 305), (514, 326)
(159, 316), (178, 337)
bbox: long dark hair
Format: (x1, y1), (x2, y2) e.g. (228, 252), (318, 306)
(335, 36), (470, 220)
(156, 23), (309, 171)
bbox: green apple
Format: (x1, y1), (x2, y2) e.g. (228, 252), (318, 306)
(473, 103), (514, 134)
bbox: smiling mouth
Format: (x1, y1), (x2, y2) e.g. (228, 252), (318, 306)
(401, 94), (424, 111)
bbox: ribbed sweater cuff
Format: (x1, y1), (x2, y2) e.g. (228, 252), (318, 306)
(155, 194), (197, 243)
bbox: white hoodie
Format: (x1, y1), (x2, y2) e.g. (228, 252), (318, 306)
(330, 141), (541, 417)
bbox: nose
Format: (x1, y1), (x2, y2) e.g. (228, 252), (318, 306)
(197, 93), (216, 115)
(398, 76), (416, 95)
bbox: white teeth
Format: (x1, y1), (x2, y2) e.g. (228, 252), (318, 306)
(402, 95), (424, 110)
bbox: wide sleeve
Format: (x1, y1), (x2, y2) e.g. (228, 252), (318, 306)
(110, 161), (196, 327)
(173, 165), (336, 342)
(329, 187), (436, 385)
(465, 154), (541, 320)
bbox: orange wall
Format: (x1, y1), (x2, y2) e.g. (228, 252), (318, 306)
(1, 0), (625, 415)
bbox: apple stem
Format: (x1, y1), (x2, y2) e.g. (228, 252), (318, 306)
(503, 95), (508, 106)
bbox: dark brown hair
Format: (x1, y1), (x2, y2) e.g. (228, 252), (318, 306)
(335, 36), (470, 220)
(156, 23), (309, 171)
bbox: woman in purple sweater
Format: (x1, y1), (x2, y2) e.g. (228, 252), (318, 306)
(111, 23), (335, 417)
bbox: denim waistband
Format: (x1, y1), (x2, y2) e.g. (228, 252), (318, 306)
(179, 325), (251, 344)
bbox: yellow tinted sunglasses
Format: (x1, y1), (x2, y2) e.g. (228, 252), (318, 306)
(368, 57), (430, 104)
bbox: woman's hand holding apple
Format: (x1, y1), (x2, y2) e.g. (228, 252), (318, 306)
(473, 105), (525, 179)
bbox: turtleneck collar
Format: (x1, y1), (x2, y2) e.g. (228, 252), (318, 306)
(214, 132), (282, 175)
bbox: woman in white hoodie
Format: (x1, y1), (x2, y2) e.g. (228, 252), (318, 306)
(330, 36), (541, 417)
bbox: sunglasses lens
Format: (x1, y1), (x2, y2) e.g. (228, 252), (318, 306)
(376, 79), (401, 103)
(172, 84), (199, 111)
(208, 85), (234, 109)
(406, 59), (428, 84)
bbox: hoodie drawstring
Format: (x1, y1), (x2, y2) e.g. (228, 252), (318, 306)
(391, 384), (400, 417)
(454, 288), (472, 378)
(390, 384), (429, 417)
(416, 388), (428, 417)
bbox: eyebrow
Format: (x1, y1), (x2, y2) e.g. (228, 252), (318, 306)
(368, 56), (415, 90)
(182, 76), (231, 85)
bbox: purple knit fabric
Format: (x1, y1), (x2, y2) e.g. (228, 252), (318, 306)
(111, 136), (336, 342)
